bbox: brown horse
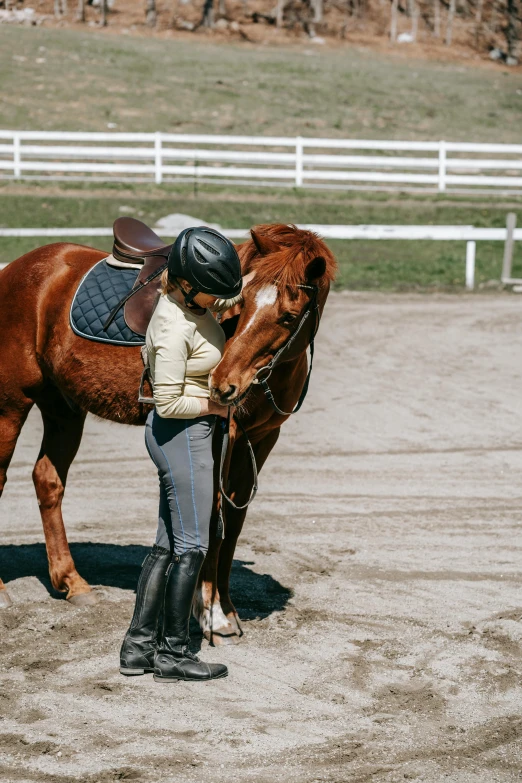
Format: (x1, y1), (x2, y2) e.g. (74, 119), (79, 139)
(0, 223), (336, 642)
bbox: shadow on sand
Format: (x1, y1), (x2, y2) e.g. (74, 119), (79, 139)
(0, 543), (292, 621)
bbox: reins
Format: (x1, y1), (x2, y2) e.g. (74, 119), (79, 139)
(218, 283), (320, 520)
(218, 410), (259, 516)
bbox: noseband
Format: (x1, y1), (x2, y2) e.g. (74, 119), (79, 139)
(218, 283), (320, 516)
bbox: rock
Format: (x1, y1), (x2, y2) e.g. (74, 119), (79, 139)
(214, 17), (229, 30)
(229, 20), (240, 32)
(0, 7), (39, 24)
(506, 56), (519, 67)
(489, 47), (505, 61)
(178, 20), (194, 30)
(154, 213), (222, 235)
(397, 32), (414, 43)
(311, 35), (325, 44)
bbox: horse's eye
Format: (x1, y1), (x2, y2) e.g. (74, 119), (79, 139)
(281, 312), (297, 325)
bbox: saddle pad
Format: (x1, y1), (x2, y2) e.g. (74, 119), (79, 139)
(70, 259), (145, 346)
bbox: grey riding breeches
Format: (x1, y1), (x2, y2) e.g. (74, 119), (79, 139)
(144, 409), (217, 556)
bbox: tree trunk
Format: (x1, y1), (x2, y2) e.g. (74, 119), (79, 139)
(218, 0), (226, 15)
(201, 0), (214, 27)
(76, 0), (85, 20)
(445, 0), (455, 45)
(506, 0), (519, 60)
(473, 0), (483, 46)
(313, 0), (323, 23)
(169, 0), (179, 27)
(145, 0), (157, 26)
(100, 0), (107, 26)
(275, 0), (284, 26)
(390, 0), (399, 41)
(433, 0), (440, 37)
(409, 0), (418, 39)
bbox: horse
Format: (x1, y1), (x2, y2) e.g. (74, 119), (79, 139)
(0, 223), (336, 643)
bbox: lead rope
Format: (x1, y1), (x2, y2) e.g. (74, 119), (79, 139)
(218, 408), (259, 530)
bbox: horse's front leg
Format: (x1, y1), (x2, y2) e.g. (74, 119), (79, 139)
(193, 506), (239, 645)
(32, 390), (97, 605)
(195, 428), (281, 645)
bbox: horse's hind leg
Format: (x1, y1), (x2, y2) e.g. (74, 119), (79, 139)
(0, 401), (33, 608)
(32, 390), (97, 606)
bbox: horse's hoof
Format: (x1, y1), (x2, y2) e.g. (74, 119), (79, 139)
(67, 590), (99, 607)
(0, 590), (13, 609)
(208, 629), (242, 646)
(204, 616), (243, 646)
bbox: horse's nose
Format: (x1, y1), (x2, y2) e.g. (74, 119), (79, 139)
(210, 379), (239, 404)
(220, 384), (237, 401)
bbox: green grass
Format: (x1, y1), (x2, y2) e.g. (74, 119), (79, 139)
(2, 27), (522, 289)
(1, 27), (522, 141)
(2, 186), (521, 290)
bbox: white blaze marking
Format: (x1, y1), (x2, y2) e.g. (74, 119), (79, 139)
(242, 284), (278, 333)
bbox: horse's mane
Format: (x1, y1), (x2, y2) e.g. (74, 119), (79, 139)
(239, 223), (337, 290)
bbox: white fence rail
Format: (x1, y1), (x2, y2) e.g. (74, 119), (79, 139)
(2, 131), (522, 192)
(1, 223), (520, 289)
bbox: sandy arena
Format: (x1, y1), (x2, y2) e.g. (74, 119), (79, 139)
(1, 292), (522, 782)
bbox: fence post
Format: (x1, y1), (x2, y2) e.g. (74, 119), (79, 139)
(438, 140), (446, 192)
(466, 240), (476, 290)
(501, 212), (517, 283)
(154, 132), (163, 185)
(13, 132), (21, 179)
(295, 136), (303, 188)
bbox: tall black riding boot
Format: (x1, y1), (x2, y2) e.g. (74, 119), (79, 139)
(119, 544), (171, 676)
(154, 549), (228, 683)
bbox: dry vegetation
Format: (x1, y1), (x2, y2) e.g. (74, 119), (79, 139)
(1, 0), (521, 65)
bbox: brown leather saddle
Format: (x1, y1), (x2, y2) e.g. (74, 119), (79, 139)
(106, 217), (174, 336)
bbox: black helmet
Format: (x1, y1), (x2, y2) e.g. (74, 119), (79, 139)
(168, 227), (242, 306)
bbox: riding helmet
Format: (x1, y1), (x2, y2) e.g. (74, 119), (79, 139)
(167, 227), (242, 305)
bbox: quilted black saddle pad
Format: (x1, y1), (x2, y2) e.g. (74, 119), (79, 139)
(70, 259), (145, 346)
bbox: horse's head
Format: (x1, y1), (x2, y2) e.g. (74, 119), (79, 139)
(210, 224), (336, 406)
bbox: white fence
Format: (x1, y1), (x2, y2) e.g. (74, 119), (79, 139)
(2, 131), (522, 192)
(2, 223), (521, 289)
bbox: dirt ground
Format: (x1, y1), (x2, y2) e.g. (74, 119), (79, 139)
(2, 291), (522, 782)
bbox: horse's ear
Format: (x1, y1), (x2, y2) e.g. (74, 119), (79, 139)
(251, 229), (280, 256)
(305, 256), (327, 282)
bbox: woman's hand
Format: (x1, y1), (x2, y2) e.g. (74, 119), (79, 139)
(197, 398), (229, 418)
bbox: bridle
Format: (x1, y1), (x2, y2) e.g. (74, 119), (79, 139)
(249, 283), (320, 416)
(218, 283), (321, 520)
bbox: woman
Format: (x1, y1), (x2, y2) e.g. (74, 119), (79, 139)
(119, 226), (251, 683)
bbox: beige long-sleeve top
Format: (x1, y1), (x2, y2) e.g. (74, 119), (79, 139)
(146, 293), (242, 419)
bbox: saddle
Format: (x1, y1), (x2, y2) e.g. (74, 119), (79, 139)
(110, 217), (174, 335)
